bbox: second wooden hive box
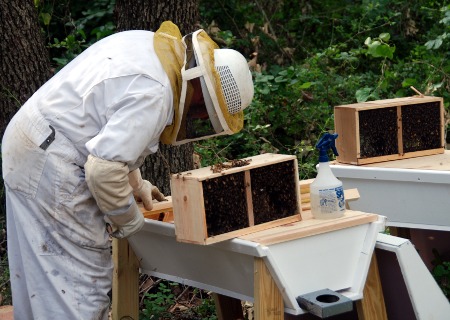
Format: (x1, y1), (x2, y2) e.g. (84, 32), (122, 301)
(171, 153), (301, 245)
(334, 96), (444, 165)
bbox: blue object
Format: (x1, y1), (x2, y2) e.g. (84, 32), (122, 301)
(316, 133), (339, 163)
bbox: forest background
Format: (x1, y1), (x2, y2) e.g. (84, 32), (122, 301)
(0, 0), (449, 318)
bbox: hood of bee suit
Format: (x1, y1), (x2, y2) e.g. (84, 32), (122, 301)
(156, 21), (253, 145)
(169, 29), (246, 145)
(154, 21), (191, 145)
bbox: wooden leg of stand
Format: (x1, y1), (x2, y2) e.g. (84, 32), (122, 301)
(112, 238), (140, 320)
(213, 293), (245, 320)
(356, 252), (387, 320)
(254, 257), (284, 320)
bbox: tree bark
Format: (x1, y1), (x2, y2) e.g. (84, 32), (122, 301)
(0, 0), (51, 140)
(115, 0), (200, 195)
(115, 0), (199, 34)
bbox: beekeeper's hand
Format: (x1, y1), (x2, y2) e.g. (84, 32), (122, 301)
(85, 155), (146, 239)
(105, 208), (144, 239)
(128, 169), (166, 210)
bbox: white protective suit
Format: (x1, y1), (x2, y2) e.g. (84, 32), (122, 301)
(2, 30), (173, 319)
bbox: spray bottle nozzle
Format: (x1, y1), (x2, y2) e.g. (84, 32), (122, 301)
(316, 132), (339, 162)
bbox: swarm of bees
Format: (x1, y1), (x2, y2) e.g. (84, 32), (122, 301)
(210, 158), (252, 173)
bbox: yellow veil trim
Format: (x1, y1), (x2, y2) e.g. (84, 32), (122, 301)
(154, 21), (186, 144)
(196, 31), (244, 133)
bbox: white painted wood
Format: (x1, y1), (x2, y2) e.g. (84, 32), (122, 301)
(376, 234), (450, 319)
(129, 216), (385, 315)
(262, 221), (383, 313)
(330, 161), (450, 230)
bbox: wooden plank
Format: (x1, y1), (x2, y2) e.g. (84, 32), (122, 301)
(239, 210), (378, 246)
(397, 105), (403, 155)
(254, 258), (284, 320)
(245, 170), (255, 227)
(356, 148), (445, 165)
(301, 188), (360, 219)
(299, 179), (313, 192)
(143, 210), (174, 222)
(300, 192), (311, 202)
(334, 106), (358, 164)
(112, 238), (139, 320)
(212, 293), (244, 320)
(292, 160), (302, 221)
(440, 98), (445, 147)
(204, 215), (300, 245)
(172, 178), (208, 244)
(140, 196), (173, 216)
(356, 253), (388, 320)
(343, 188), (360, 202)
(355, 149), (450, 171)
(175, 153), (297, 181)
(334, 96), (441, 110)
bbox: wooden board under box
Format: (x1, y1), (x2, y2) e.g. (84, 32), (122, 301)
(171, 153), (302, 245)
(334, 96), (445, 165)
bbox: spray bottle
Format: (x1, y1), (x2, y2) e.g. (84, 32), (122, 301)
(310, 133), (346, 219)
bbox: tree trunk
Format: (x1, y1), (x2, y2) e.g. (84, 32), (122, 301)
(0, 0), (51, 220)
(0, 0), (51, 140)
(114, 0), (200, 195)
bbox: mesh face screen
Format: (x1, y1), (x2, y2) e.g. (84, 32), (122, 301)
(216, 65), (242, 114)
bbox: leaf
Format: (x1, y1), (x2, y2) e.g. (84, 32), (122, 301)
(401, 78), (417, 88)
(299, 82), (313, 89)
(434, 265), (445, 277)
(275, 76), (288, 83)
(425, 38), (443, 50)
(367, 43), (395, 59)
(40, 13), (51, 26)
(259, 86), (270, 95)
(355, 87), (372, 102)
(379, 33), (390, 42)
(255, 75), (274, 83)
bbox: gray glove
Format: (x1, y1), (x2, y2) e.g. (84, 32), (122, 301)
(84, 155), (147, 239)
(106, 205), (144, 239)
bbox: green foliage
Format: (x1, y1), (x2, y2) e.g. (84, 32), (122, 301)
(192, 295), (218, 320)
(196, 1), (450, 185)
(141, 281), (175, 319)
(36, 0), (116, 70)
(425, 5), (450, 49)
(0, 255), (11, 306)
(431, 249), (450, 300)
(140, 281), (217, 320)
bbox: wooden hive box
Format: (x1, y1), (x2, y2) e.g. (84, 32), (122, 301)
(334, 96), (445, 165)
(171, 153), (301, 245)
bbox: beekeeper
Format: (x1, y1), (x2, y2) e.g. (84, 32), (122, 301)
(1, 21), (253, 320)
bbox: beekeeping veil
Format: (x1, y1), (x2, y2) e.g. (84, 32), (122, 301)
(155, 22), (254, 145)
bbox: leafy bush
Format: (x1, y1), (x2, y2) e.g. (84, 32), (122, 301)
(36, 0), (116, 70)
(140, 280), (217, 320)
(196, 1), (450, 182)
